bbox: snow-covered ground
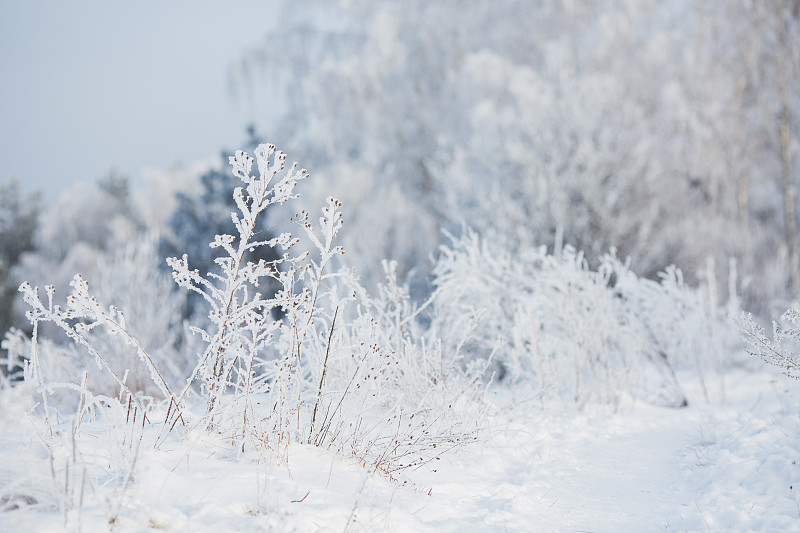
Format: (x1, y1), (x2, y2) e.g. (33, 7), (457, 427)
(1, 367), (799, 532)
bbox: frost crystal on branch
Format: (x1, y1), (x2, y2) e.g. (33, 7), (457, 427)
(737, 309), (800, 380)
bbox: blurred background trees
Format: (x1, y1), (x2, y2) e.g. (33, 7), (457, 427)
(1, 0), (798, 353)
(0, 179), (39, 340)
(228, 0), (799, 315)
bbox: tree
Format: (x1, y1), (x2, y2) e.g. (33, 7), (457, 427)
(229, 0), (799, 314)
(0, 178), (40, 339)
(14, 172), (143, 298)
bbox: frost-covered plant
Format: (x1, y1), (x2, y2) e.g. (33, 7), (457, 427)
(160, 130), (284, 323)
(8, 235), (186, 400)
(92, 236), (188, 393)
(0, 328), (27, 384)
(163, 143), (370, 454)
(737, 308), (800, 380)
(166, 145), (485, 469)
(611, 257), (742, 403)
(17, 273), (177, 430)
(431, 231), (644, 407)
(297, 260), (488, 473)
(15, 143), (487, 481)
(166, 144), (311, 418)
(430, 231), (739, 407)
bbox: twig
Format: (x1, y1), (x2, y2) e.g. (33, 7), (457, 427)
(310, 306), (339, 440)
(291, 491), (310, 503)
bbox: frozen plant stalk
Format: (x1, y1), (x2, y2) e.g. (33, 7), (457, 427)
(167, 144), (309, 414)
(737, 308), (800, 380)
(18, 275), (176, 418)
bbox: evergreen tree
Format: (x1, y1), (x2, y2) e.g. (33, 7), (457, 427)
(0, 178), (40, 338)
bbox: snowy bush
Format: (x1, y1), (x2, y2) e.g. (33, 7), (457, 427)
(429, 231), (740, 407)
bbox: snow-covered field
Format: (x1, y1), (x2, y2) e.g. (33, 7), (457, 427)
(2, 367), (798, 532)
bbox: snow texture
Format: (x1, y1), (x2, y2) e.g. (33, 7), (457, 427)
(1, 369), (799, 532)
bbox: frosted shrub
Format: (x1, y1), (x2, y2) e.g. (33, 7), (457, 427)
(610, 257), (742, 402)
(431, 231), (644, 406)
(430, 231), (739, 407)
(17, 272), (178, 430)
(305, 260), (488, 468)
(93, 236), (189, 393)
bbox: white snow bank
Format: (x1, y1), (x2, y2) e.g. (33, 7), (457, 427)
(2, 368), (799, 531)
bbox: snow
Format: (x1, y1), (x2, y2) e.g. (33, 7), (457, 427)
(2, 368), (799, 532)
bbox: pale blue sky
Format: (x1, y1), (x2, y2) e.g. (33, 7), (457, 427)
(0, 1), (278, 201)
